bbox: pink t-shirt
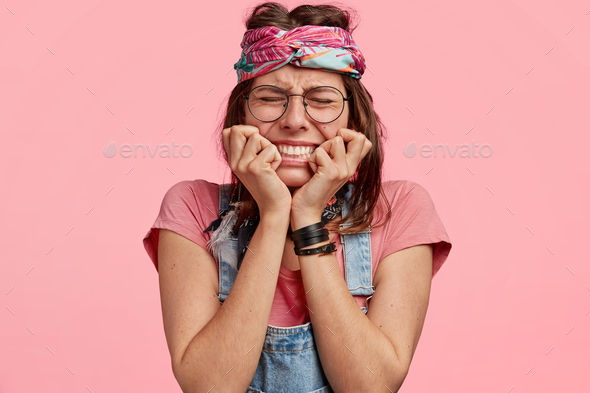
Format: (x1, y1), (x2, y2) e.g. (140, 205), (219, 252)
(143, 179), (452, 327)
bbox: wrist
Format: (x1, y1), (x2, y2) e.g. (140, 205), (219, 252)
(260, 208), (291, 226)
(290, 214), (323, 232)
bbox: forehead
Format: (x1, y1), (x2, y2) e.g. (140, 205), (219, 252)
(252, 64), (344, 91)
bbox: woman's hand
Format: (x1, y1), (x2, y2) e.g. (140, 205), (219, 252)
(222, 125), (292, 218)
(290, 128), (372, 228)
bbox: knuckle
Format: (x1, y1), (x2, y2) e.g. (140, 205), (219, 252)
(231, 125), (245, 137)
(237, 160), (248, 174)
(247, 161), (261, 175)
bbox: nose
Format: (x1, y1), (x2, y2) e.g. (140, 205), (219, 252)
(281, 95), (310, 127)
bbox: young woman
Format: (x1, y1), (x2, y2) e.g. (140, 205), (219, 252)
(143, 3), (452, 392)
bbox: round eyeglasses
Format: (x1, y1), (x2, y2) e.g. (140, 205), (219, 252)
(242, 85), (351, 124)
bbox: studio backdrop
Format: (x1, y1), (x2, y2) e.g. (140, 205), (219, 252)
(1, 0), (589, 392)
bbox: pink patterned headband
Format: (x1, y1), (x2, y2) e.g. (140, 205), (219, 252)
(233, 25), (366, 83)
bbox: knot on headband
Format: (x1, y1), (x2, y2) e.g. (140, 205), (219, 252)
(234, 25), (366, 83)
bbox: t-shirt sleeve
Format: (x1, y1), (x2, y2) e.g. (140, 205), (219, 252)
(380, 180), (452, 278)
(142, 179), (219, 273)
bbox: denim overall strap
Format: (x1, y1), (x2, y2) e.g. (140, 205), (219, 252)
(339, 183), (375, 312)
(216, 183), (239, 303)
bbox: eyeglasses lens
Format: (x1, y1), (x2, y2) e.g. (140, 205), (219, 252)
(248, 86), (344, 123)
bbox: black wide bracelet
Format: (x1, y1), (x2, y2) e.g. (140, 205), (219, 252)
(291, 228), (328, 242)
(294, 242), (337, 256)
(294, 234), (330, 249)
(291, 222), (324, 237)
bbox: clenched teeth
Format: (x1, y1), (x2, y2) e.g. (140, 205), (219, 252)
(275, 144), (316, 157)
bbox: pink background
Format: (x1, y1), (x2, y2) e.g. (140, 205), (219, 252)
(1, 0), (589, 391)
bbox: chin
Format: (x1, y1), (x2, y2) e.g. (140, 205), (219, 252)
(276, 166), (312, 188)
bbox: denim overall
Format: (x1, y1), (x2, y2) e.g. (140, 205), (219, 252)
(215, 183), (375, 393)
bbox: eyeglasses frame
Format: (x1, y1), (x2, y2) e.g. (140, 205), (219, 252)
(242, 84), (352, 124)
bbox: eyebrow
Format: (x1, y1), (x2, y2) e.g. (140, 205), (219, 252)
(270, 82), (325, 92)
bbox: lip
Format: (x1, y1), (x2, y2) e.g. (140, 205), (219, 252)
(279, 155), (310, 166)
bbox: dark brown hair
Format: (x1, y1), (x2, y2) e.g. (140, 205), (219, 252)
(214, 1), (392, 234)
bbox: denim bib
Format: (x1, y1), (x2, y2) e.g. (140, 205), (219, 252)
(215, 183), (374, 393)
